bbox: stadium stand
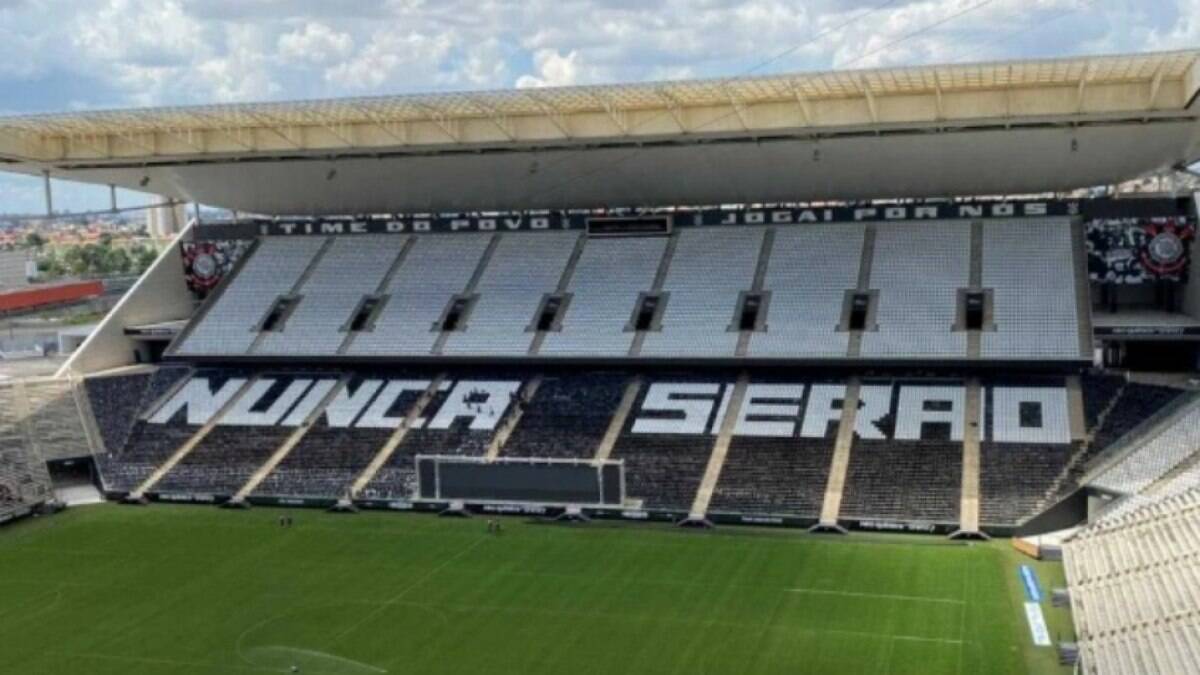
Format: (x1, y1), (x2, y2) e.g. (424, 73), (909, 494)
(639, 228), (764, 358)
(0, 383), (53, 519)
(87, 367), (1111, 531)
(253, 377), (395, 498)
(254, 236), (401, 356)
(608, 379), (720, 511)
(1088, 382), (1188, 455)
(347, 233), (493, 356)
(748, 225), (863, 358)
(981, 219), (1081, 359)
(173, 220), (1088, 363)
(541, 237), (667, 356)
(861, 222), (969, 358)
(1064, 486), (1200, 674)
(442, 232), (579, 356)
(175, 237), (327, 356)
(87, 366), (192, 456)
(499, 373), (628, 458)
(978, 382), (1075, 524)
(358, 380), (476, 500)
(709, 436), (835, 519)
(86, 371), (153, 454)
(1088, 396), (1200, 497)
(843, 440), (962, 524)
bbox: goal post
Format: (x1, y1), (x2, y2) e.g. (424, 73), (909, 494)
(416, 455), (624, 507)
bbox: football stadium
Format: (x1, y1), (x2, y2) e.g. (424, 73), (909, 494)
(2, 47), (1200, 674)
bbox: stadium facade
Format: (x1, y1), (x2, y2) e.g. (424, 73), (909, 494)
(2, 49), (1200, 674)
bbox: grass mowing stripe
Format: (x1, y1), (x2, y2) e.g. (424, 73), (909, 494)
(0, 505), (1070, 675)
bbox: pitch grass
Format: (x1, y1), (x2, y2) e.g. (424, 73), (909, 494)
(0, 504), (1073, 675)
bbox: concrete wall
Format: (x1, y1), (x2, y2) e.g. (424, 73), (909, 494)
(0, 249), (30, 289)
(57, 223), (195, 376)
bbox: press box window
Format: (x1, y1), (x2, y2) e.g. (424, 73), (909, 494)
(848, 293), (871, 331)
(955, 289), (993, 332)
(964, 292), (986, 331)
(345, 295), (384, 333)
(529, 293), (569, 332)
(437, 295), (475, 332)
(259, 295), (298, 332)
(731, 291), (768, 332)
(628, 292), (666, 332)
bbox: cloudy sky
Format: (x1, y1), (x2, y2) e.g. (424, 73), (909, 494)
(1, 0), (1196, 214)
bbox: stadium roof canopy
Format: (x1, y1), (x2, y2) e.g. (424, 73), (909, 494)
(2, 49), (1200, 214)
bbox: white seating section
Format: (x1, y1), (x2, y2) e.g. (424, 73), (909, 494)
(541, 236), (667, 356)
(750, 224), (863, 358)
(255, 236), (401, 356)
(640, 227), (764, 357)
(1064, 488), (1200, 674)
(861, 221), (969, 358)
(442, 232), (579, 356)
(347, 233), (493, 357)
(176, 237), (327, 355)
(1090, 400), (1200, 496)
(174, 220), (1087, 362)
(982, 219), (1080, 359)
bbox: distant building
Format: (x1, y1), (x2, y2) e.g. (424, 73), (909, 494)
(0, 249), (31, 289)
(146, 202), (187, 240)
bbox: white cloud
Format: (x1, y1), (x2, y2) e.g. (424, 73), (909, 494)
(278, 22), (354, 65)
(0, 0), (1193, 213)
(323, 30), (453, 90)
(516, 49), (582, 88)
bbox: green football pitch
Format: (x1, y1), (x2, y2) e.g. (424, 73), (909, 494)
(0, 504), (1073, 675)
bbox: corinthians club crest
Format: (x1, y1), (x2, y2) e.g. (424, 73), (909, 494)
(181, 240), (251, 296)
(1140, 219), (1194, 277)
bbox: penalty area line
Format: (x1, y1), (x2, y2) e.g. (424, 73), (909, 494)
(784, 587), (966, 605)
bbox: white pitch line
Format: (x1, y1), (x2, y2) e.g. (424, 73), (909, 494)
(784, 587), (966, 605)
(47, 650), (285, 674)
(329, 535), (487, 642)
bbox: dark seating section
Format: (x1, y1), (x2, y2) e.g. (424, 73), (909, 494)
(1090, 382), (1185, 453)
(100, 422), (197, 493)
(254, 377), (396, 498)
(86, 373), (151, 454)
(501, 373), (628, 459)
(841, 440), (961, 523)
(979, 442), (1076, 525)
(87, 366), (190, 457)
(710, 438), (833, 517)
(89, 365), (1188, 529)
(360, 387), (458, 500)
(254, 425), (391, 498)
(1081, 374), (1125, 433)
(153, 426), (292, 496)
(610, 380), (718, 511)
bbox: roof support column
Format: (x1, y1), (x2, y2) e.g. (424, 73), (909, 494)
(42, 170), (52, 217)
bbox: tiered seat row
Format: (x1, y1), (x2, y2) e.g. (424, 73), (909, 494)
(86, 367), (191, 455)
(1089, 398), (1200, 496)
(981, 220), (1081, 358)
(980, 442), (1075, 525)
(710, 438), (834, 518)
(1064, 488), (1200, 674)
(842, 441), (961, 523)
(176, 237), (327, 355)
(609, 381), (717, 512)
(500, 374), (628, 459)
(1089, 383), (1188, 456)
(91, 368), (1155, 531)
(173, 219), (1087, 362)
(0, 382), (52, 516)
(359, 386), (463, 500)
